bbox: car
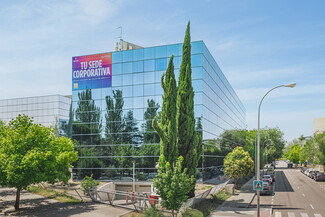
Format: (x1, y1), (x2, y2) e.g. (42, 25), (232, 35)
(305, 169), (312, 176)
(314, 172), (325, 181)
(310, 170), (319, 179)
(261, 178), (271, 185)
(262, 175), (273, 184)
(300, 167), (307, 173)
(287, 163), (293, 168)
(265, 171), (275, 182)
(260, 182), (272, 195)
(309, 170), (319, 179)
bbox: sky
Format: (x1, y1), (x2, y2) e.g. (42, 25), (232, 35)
(0, 0), (325, 142)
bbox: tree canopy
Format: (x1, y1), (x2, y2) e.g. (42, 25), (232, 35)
(223, 146), (254, 189)
(0, 115), (78, 209)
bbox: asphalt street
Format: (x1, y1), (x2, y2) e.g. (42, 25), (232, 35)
(251, 161), (325, 217)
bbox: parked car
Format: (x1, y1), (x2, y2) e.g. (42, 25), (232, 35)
(305, 169), (312, 176)
(261, 178), (271, 185)
(314, 172), (325, 181)
(266, 171), (275, 182)
(262, 175), (273, 184)
(287, 163), (293, 168)
(309, 170), (319, 179)
(260, 182), (272, 195)
(300, 167), (307, 173)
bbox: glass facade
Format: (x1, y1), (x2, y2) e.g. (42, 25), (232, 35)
(0, 95), (71, 136)
(71, 41), (246, 181)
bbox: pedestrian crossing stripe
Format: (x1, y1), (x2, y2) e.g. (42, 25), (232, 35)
(274, 212), (322, 217)
(253, 180), (263, 190)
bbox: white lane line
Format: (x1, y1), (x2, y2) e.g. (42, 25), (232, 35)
(301, 213), (308, 217)
(302, 193), (305, 197)
(288, 212), (295, 217)
(275, 212), (282, 217)
(314, 214), (322, 217)
(310, 204), (315, 210)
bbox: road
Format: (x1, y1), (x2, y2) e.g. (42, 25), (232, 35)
(251, 161), (325, 217)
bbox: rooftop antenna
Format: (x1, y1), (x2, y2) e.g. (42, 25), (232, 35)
(116, 26), (122, 40)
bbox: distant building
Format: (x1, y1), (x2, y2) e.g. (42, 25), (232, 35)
(0, 95), (71, 136)
(314, 117), (325, 134)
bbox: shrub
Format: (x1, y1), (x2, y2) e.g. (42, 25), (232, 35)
(143, 207), (164, 217)
(80, 174), (100, 190)
(182, 208), (204, 217)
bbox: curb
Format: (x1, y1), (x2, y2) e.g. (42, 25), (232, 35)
(247, 192), (256, 208)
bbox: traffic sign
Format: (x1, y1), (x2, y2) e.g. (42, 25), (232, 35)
(253, 180), (263, 190)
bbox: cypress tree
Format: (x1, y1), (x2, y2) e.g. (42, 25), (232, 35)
(176, 21), (202, 197)
(152, 55), (178, 164)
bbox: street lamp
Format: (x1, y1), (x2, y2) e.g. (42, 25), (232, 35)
(263, 139), (272, 167)
(256, 83), (296, 217)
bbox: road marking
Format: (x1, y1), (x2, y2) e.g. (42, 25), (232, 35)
(288, 212), (295, 217)
(310, 204), (315, 210)
(301, 213), (308, 217)
(275, 212), (281, 217)
(302, 193), (305, 197)
(298, 186), (300, 189)
(314, 214), (322, 217)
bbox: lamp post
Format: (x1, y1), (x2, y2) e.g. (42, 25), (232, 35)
(256, 83), (296, 217)
(263, 139), (272, 167)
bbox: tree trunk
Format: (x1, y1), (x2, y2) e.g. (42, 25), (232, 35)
(15, 187), (21, 210)
(172, 210), (175, 217)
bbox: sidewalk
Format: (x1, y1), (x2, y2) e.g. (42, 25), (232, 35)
(209, 177), (271, 217)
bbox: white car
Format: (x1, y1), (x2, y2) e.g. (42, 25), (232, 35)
(262, 175), (273, 184)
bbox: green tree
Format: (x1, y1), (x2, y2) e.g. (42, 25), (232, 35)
(219, 129), (246, 151)
(105, 89), (124, 144)
(284, 144), (302, 164)
(153, 55), (178, 164)
(122, 110), (142, 145)
(0, 115), (78, 210)
(223, 146), (254, 189)
(153, 155), (195, 217)
(176, 21), (202, 197)
(143, 99), (160, 144)
(314, 132), (325, 164)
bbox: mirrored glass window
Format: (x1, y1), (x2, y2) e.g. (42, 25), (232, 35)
(133, 97), (143, 109)
(144, 60), (155, 72)
(123, 50), (132, 62)
(133, 61), (143, 72)
(167, 44), (178, 57)
(112, 51), (122, 63)
(133, 49), (143, 61)
(144, 72), (154, 84)
(112, 63), (122, 75)
(133, 85), (143, 97)
(112, 75), (122, 87)
(155, 46), (166, 58)
(192, 80), (202, 92)
(144, 84), (155, 96)
(122, 86), (133, 97)
(192, 67), (203, 79)
(155, 71), (164, 83)
(144, 47), (154, 60)
(191, 54), (202, 67)
(122, 62), (132, 74)
(124, 97), (133, 110)
(122, 74), (132, 86)
(155, 83), (163, 95)
(155, 58), (167, 71)
(133, 73), (144, 85)
(192, 41), (203, 54)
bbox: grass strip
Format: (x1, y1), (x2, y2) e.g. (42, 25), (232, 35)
(28, 186), (81, 203)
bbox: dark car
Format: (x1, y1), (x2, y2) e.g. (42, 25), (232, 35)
(314, 172), (325, 181)
(287, 163), (293, 168)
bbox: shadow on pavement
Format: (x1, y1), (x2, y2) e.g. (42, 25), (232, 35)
(274, 171), (294, 192)
(1, 197), (98, 217)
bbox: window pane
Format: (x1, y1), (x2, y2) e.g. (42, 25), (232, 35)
(155, 46), (166, 58)
(144, 72), (154, 84)
(123, 50), (132, 62)
(133, 61), (143, 72)
(144, 60), (154, 72)
(133, 85), (143, 97)
(192, 80), (202, 92)
(124, 97), (133, 109)
(122, 74), (132, 86)
(112, 63), (122, 75)
(167, 44), (178, 57)
(144, 47), (154, 60)
(191, 54), (202, 67)
(191, 41), (203, 54)
(155, 71), (164, 83)
(192, 67), (203, 79)
(112, 75), (122, 87)
(133, 73), (144, 85)
(123, 86), (133, 97)
(122, 62), (132, 74)
(133, 49), (143, 61)
(155, 58), (167, 71)
(144, 84), (155, 96)
(112, 52), (122, 63)
(133, 97), (144, 109)
(155, 83), (163, 95)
